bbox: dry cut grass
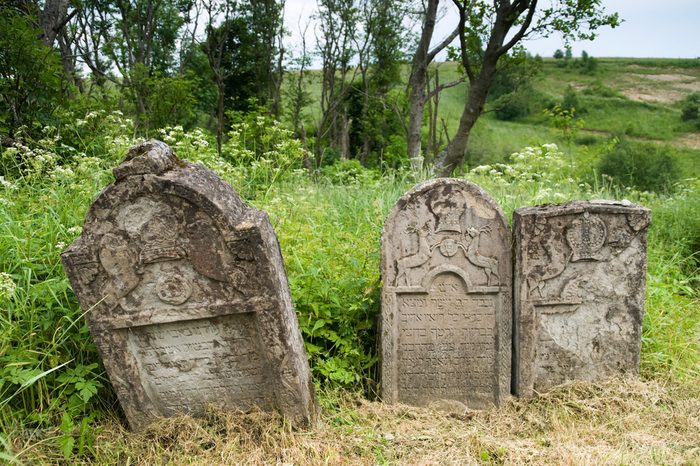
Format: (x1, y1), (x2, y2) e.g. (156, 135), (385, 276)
(10, 377), (699, 465)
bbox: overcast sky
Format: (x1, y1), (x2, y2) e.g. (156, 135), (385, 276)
(283, 0), (700, 64)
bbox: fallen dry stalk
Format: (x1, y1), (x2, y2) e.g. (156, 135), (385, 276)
(11, 377), (700, 465)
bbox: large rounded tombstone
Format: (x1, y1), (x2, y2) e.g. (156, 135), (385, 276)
(380, 179), (512, 409)
(62, 140), (317, 430)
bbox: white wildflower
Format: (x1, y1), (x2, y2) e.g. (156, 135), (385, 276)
(0, 272), (16, 301)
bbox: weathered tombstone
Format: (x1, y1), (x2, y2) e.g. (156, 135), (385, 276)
(62, 140), (317, 430)
(513, 201), (651, 397)
(380, 179), (512, 409)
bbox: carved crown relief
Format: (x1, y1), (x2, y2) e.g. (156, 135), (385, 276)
(566, 212), (607, 262)
(524, 207), (647, 303)
(391, 185), (501, 290)
(93, 195), (248, 313)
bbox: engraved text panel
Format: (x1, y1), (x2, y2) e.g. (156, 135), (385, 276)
(126, 313), (274, 416)
(397, 273), (497, 406)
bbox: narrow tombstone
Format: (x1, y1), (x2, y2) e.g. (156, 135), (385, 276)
(62, 140), (317, 430)
(380, 179), (512, 409)
(513, 201), (651, 397)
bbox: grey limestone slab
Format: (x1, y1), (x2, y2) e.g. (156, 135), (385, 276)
(380, 178), (512, 409)
(62, 140), (317, 430)
(513, 200), (651, 397)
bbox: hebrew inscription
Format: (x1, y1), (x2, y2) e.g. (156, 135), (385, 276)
(513, 201), (651, 397)
(127, 314), (274, 416)
(381, 179), (511, 409)
(397, 273), (498, 408)
(62, 140), (317, 430)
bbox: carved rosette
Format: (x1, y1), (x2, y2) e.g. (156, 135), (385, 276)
(62, 140), (317, 430)
(380, 178), (512, 409)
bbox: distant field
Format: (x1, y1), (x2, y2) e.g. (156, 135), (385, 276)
(287, 57), (700, 177)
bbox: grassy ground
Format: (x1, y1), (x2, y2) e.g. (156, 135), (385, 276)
(9, 379), (699, 464)
(1, 58), (699, 464)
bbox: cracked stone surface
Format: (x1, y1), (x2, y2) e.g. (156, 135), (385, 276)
(513, 201), (651, 397)
(62, 140), (317, 430)
(380, 179), (512, 409)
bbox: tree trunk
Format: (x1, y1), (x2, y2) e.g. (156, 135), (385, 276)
(406, 0), (439, 172)
(40, 0), (70, 47)
(340, 115), (352, 160)
(433, 65), (495, 177)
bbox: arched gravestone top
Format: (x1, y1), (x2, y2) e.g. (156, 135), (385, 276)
(513, 200), (651, 397)
(61, 140), (317, 430)
(380, 178), (512, 410)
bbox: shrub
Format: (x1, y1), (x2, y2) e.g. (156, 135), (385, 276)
(0, 8), (65, 137)
(562, 85), (582, 113)
(598, 140), (681, 193)
(680, 92), (700, 121)
(582, 81), (620, 98)
(320, 159), (378, 184)
(494, 89), (533, 121)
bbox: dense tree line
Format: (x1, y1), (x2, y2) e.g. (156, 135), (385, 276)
(0, 0), (618, 175)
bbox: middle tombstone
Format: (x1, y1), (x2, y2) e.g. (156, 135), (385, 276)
(380, 179), (512, 409)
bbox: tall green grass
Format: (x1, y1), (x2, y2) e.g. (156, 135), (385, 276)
(0, 112), (697, 461)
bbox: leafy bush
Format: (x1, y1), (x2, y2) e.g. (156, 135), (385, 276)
(680, 92), (700, 121)
(562, 85), (583, 113)
(264, 179), (397, 391)
(598, 140), (681, 192)
(0, 8), (65, 136)
(489, 49), (542, 121)
(579, 50), (598, 75)
(320, 159), (379, 185)
(0, 131), (118, 451)
(582, 81), (621, 98)
(494, 88), (535, 121)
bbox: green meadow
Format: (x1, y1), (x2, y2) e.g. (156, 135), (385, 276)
(1, 57), (699, 463)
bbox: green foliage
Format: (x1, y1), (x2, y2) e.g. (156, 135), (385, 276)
(561, 85), (582, 112)
(142, 73), (197, 131)
(680, 92), (700, 121)
(494, 90), (535, 121)
(320, 159), (379, 184)
(222, 109), (308, 197)
(101, 1), (185, 75)
(578, 96), (680, 140)
(346, 86), (405, 167)
(0, 8), (65, 135)
(582, 81), (621, 98)
(489, 48), (542, 121)
(489, 52), (535, 99)
(598, 139), (681, 193)
(579, 50), (598, 74)
(543, 104), (584, 144)
(0, 134), (119, 438)
(553, 49), (564, 59)
(203, 1), (284, 113)
(267, 176), (407, 391)
(1, 122), (698, 459)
